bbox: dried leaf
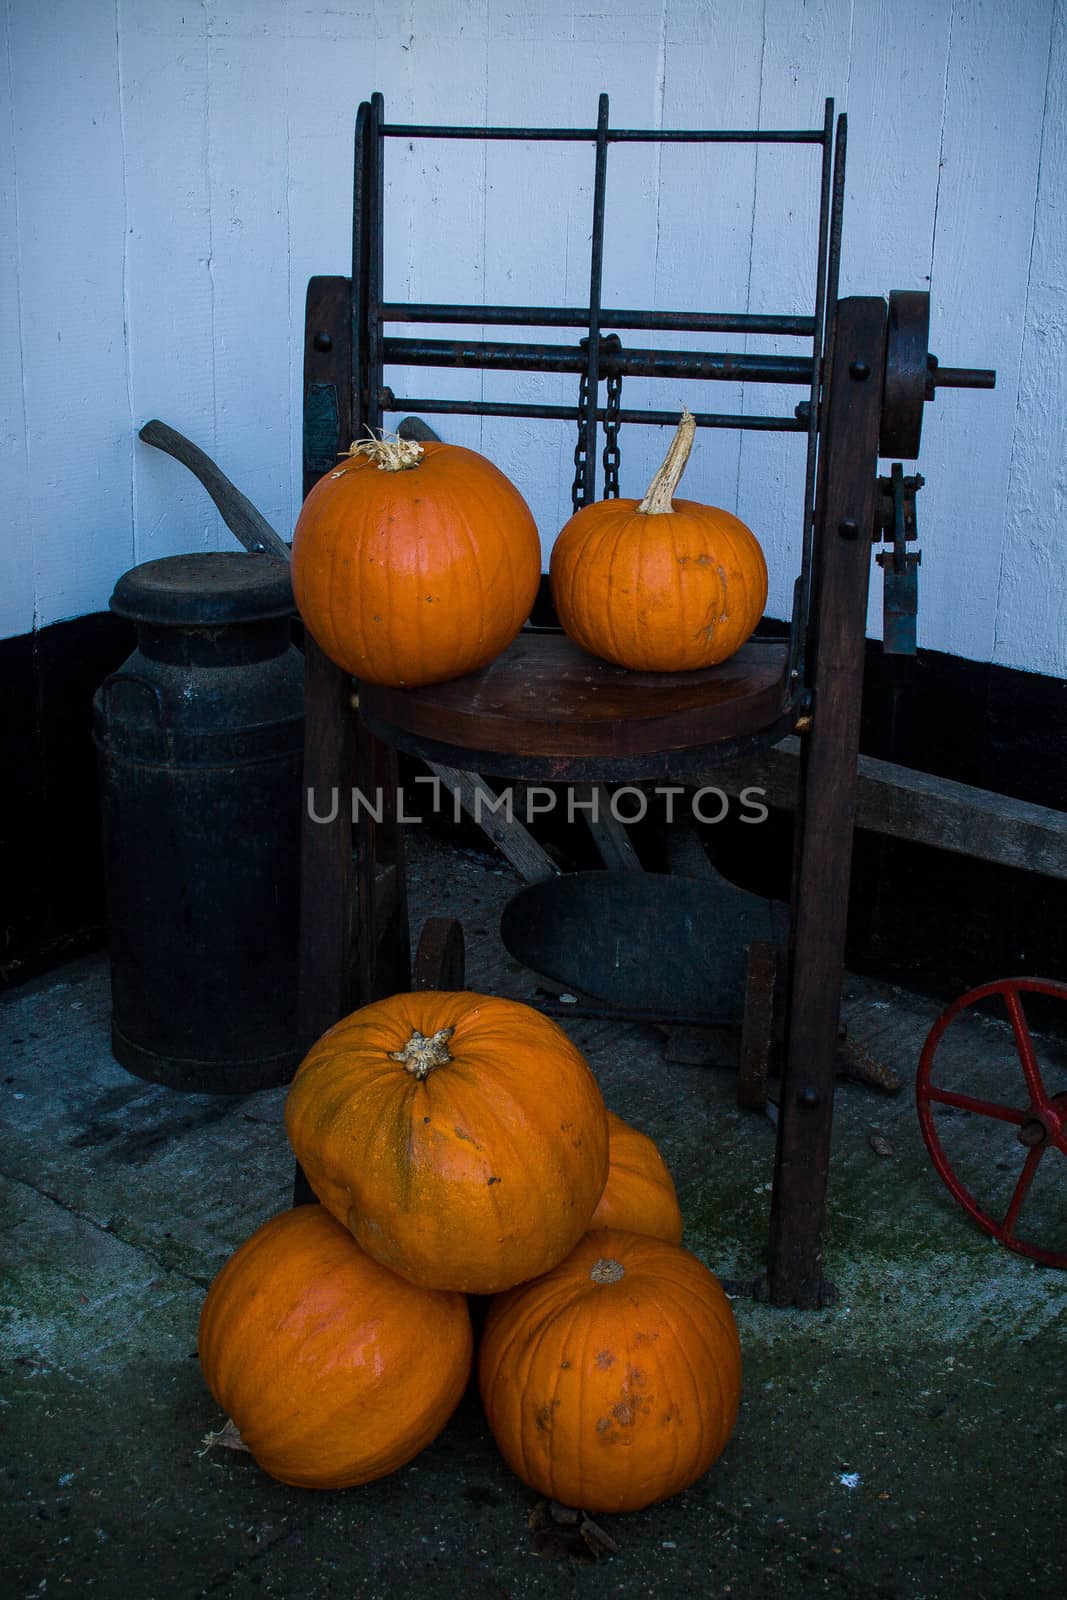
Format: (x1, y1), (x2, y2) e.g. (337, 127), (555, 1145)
(579, 1514), (619, 1556)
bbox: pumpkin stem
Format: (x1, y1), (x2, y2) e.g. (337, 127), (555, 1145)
(390, 1026), (455, 1079)
(197, 1418), (250, 1457)
(344, 429), (425, 472)
(590, 1257), (626, 1285)
(637, 409), (696, 515)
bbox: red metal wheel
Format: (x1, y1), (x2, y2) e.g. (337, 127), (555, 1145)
(916, 977), (1067, 1269)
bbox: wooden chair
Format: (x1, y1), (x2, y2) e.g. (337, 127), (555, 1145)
(296, 93), (993, 1308)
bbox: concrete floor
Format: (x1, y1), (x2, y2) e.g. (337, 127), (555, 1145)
(3, 831), (1065, 1599)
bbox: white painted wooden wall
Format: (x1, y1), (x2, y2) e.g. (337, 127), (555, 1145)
(2, 0), (1064, 678)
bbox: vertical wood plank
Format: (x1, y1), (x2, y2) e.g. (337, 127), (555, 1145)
(297, 279), (355, 1048)
(767, 296), (887, 1309)
(204, 11), (295, 544)
(298, 634), (355, 1047)
(6, 0), (132, 626)
(737, 0), (854, 626)
(0, 2), (33, 637)
(918, 0), (1054, 662)
(120, 2), (219, 565)
(995, 0), (1066, 679)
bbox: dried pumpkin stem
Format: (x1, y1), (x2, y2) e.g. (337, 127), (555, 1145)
(390, 1026), (455, 1079)
(198, 1417), (250, 1456)
(589, 1257), (626, 1285)
(637, 409), (696, 515)
(345, 430), (425, 472)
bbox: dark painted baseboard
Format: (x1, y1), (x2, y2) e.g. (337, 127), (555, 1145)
(3, 606), (1065, 1016)
(0, 611), (135, 985)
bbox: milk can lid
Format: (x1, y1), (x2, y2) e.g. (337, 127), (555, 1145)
(109, 552), (294, 625)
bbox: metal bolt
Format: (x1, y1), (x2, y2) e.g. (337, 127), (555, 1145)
(849, 360), (870, 380)
(313, 331), (333, 353)
(838, 519), (859, 540)
(798, 1086), (821, 1107)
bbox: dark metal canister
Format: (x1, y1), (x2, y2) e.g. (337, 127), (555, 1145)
(93, 553), (304, 1092)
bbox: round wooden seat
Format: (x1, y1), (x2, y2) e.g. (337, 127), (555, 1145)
(358, 630), (796, 780)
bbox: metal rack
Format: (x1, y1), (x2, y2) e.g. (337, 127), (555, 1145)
(297, 92), (994, 1307)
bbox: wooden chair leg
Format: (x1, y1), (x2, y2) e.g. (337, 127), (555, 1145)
(766, 298), (888, 1308)
(294, 637), (355, 1204)
(354, 716), (411, 1005)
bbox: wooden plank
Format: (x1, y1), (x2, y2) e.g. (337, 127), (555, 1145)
(767, 297), (888, 1309)
(297, 634), (355, 1049)
(995, 2), (1067, 679)
(427, 763), (559, 885)
(703, 738), (1067, 881)
(738, 0), (853, 625)
(579, 786), (643, 873)
(8, 2), (132, 627)
(920, 0), (1054, 662)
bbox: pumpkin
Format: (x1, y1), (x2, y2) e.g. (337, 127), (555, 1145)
(291, 431), (541, 687)
(589, 1110), (684, 1245)
(197, 1205), (472, 1490)
(549, 409), (767, 672)
(478, 1227), (742, 1513)
(285, 991), (610, 1295)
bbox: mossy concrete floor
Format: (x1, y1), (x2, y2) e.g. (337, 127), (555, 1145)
(3, 832), (1065, 1599)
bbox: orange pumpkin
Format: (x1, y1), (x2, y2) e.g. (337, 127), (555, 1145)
(479, 1227), (742, 1513)
(550, 409), (767, 672)
(291, 432), (542, 687)
(589, 1110), (684, 1245)
(197, 1205), (472, 1489)
(285, 991), (609, 1295)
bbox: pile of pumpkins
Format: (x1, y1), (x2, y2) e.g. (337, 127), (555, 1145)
(200, 419), (759, 1511)
(199, 990), (743, 1514)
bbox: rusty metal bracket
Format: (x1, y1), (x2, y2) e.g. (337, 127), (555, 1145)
(875, 462), (922, 655)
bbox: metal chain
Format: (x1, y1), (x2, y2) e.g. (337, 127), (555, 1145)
(571, 366), (591, 513)
(602, 369), (623, 498)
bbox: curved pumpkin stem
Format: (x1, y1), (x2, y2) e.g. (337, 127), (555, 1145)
(637, 409), (696, 515)
(589, 1257), (626, 1284)
(198, 1418), (250, 1457)
(345, 430), (424, 472)
(390, 1026), (455, 1078)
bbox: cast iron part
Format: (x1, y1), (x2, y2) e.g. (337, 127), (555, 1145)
(94, 553), (304, 1092)
(499, 869), (788, 1021)
(875, 461), (922, 654)
(880, 289), (995, 459)
(916, 976), (1067, 1269)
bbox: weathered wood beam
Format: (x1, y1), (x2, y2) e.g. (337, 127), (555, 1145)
(427, 763), (558, 884)
(704, 736), (1067, 882)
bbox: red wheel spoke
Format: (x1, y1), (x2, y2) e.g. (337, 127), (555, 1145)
(1002, 1146), (1044, 1238)
(925, 1085), (1027, 1125)
(917, 977), (1067, 1271)
(1003, 985), (1048, 1109)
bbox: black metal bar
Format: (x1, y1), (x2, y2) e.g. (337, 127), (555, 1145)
(379, 302), (816, 336)
(351, 103), (371, 434)
(825, 114), (847, 345)
(579, 94), (611, 505)
(792, 99), (838, 689)
(796, 111), (848, 689)
(536, 1000), (735, 1026)
(381, 395), (807, 431)
(382, 337), (813, 385)
(931, 366), (997, 389)
(366, 92), (385, 436)
(380, 122), (828, 145)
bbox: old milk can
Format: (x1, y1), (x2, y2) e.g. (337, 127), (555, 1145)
(93, 552), (304, 1091)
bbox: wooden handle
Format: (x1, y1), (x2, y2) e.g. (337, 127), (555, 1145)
(138, 419), (292, 564)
